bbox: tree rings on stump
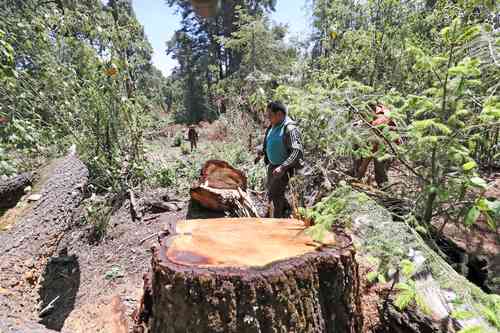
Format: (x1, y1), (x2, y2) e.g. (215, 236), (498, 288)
(146, 218), (362, 333)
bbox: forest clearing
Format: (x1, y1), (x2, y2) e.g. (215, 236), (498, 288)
(0, 1), (499, 332)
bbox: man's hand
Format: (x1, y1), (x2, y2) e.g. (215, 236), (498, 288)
(273, 166), (284, 176)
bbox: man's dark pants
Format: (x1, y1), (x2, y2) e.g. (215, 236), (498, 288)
(354, 157), (390, 187)
(267, 164), (293, 218)
(189, 138), (197, 152)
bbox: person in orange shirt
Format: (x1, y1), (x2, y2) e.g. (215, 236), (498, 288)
(354, 103), (399, 187)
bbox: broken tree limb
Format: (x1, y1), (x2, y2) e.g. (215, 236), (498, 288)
(129, 189), (141, 221)
(38, 295), (60, 317)
(0, 172), (34, 209)
(0, 154), (88, 323)
(139, 232), (158, 245)
(135, 218), (362, 333)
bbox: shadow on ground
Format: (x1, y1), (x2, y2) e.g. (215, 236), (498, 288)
(186, 200), (226, 220)
(38, 250), (80, 331)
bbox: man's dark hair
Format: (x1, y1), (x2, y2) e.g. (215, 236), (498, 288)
(367, 101), (378, 110)
(267, 101), (287, 115)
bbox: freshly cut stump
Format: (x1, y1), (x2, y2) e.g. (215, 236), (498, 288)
(148, 218), (362, 333)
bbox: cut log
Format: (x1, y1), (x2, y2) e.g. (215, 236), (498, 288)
(0, 154), (88, 324)
(136, 218), (362, 333)
(197, 160), (247, 190)
(0, 172), (34, 209)
(190, 160), (259, 216)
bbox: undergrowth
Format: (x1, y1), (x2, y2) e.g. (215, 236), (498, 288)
(296, 183), (368, 241)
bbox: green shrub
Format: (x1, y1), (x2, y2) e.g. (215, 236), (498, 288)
(82, 198), (112, 242)
(180, 143), (190, 155)
(0, 147), (16, 176)
(154, 166), (176, 187)
(173, 133), (183, 147)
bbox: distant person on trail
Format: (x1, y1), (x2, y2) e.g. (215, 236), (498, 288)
(354, 102), (400, 187)
(187, 125), (199, 152)
(255, 101), (303, 218)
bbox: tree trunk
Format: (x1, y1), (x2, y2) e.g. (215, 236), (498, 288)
(378, 302), (453, 333)
(0, 318), (60, 333)
(136, 218), (363, 333)
(0, 172), (34, 209)
(0, 154), (88, 323)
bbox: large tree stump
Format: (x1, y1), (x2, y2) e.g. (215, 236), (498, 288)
(0, 153), (88, 323)
(190, 160), (259, 217)
(141, 218), (362, 333)
(0, 172), (34, 209)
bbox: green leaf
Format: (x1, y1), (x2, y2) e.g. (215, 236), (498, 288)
(452, 310), (475, 320)
(462, 161), (477, 171)
(469, 177), (488, 190)
(415, 225), (428, 234)
(485, 200), (500, 216)
(415, 293), (432, 315)
(484, 212), (497, 231)
(457, 25), (481, 44)
(477, 198), (490, 211)
(400, 259), (416, 278)
(366, 271), (378, 283)
(394, 285), (416, 311)
(457, 325), (487, 333)
(464, 206), (480, 226)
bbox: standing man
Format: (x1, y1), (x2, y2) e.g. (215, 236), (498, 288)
(187, 125), (199, 152)
(355, 102), (399, 187)
(255, 101), (303, 218)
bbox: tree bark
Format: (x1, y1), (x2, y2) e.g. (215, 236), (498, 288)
(0, 154), (88, 322)
(378, 302), (454, 333)
(0, 318), (61, 333)
(136, 218), (363, 333)
(0, 172), (34, 209)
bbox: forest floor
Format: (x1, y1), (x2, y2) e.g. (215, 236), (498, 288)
(1, 120), (497, 333)
(51, 124), (224, 332)
(0, 123), (213, 332)
(42, 120), (398, 333)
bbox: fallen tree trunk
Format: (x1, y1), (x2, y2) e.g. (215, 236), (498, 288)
(190, 160), (259, 217)
(332, 187), (497, 332)
(0, 318), (60, 333)
(0, 172), (34, 209)
(135, 218), (362, 333)
(0, 153), (88, 323)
